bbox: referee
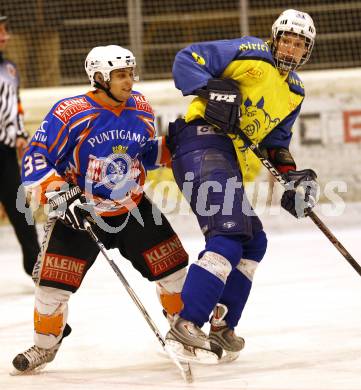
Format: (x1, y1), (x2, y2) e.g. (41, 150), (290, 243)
(0, 13), (39, 276)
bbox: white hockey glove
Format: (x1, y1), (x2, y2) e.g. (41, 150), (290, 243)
(281, 169), (319, 218)
(46, 184), (92, 230)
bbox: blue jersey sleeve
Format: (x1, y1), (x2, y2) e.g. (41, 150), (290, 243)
(141, 137), (171, 170)
(259, 105), (302, 149)
(22, 105), (69, 188)
(172, 38), (243, 95)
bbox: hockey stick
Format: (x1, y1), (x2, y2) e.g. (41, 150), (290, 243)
(83, 220), (193, 383)
(235, 131), (361, 277)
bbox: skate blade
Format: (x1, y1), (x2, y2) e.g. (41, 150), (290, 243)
(165, 339), (219, 365)
(9, 363), (47, 376)
(218, 351), (240, 363)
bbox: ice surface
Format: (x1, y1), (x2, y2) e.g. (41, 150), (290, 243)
(0, 205), (360, 389)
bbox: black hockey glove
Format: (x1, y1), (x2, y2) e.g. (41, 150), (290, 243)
(46, 184), (92, 230)
(195, 78), (241, 134)
(281, 169), (319, 218)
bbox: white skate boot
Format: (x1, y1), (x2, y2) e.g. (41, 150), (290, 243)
(11, 324), (72, 374)
(209, 304), (245, 363)
(165, 315), (222, 364)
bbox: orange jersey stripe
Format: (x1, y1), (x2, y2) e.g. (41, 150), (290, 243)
(137, 114), (155, 138)
(97, 192), (143, 217)
(49, 123), (67, 154)
(27, 173), (66, 205)
(31, 142), (47, 150)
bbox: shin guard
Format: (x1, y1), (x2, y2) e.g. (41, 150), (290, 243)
(156, 268), (186, 315)
(34, 286), (71, 349)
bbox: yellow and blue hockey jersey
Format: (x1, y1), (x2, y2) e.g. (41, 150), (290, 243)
(22, 90), (170, 216)
(173, 36), (305, 178)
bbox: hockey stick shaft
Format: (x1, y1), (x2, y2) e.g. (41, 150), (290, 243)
(83, 221), (193, 382)
(237, 134), (361, 276)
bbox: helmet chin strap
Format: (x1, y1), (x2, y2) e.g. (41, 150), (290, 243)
(94, 81), (123, 103)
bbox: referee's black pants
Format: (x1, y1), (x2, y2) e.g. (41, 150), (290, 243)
(0, 145), (40, 276)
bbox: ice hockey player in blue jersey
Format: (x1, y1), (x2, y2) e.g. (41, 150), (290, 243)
(11, 45), (189, 374)
(165, 9), (319, 363)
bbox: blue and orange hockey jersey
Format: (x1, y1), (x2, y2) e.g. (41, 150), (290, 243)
(22, 90), (170, 216)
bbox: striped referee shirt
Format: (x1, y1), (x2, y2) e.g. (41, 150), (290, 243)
(0, 53), (28, 148)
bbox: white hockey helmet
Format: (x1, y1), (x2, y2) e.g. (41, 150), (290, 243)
(271, 9), (316, 72)
(84, 45), (138, 87)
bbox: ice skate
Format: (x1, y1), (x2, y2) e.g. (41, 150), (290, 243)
(165, 315), (222, 364)
(209, 304), (245, 363)
(11, 324), (71, 375)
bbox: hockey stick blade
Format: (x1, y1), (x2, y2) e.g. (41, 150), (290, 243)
(165, 345), (193, 383)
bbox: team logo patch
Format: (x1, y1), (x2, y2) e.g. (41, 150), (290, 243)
(101, 154), (133, 190)
(40, 253), (87, 288)
(241, 96), (280, 140)
(112, 144), (128, 154)
(142, 235), (188, 277)
(53, 97), (93, 124)
(87, 153), (139, 187)
(86, 153), (141, 200)
(133, 94), (153, 114)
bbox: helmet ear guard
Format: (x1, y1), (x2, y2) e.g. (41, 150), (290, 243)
(271, 9), (316, 72)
